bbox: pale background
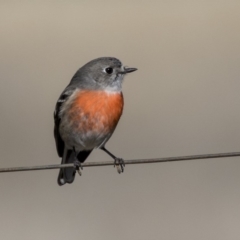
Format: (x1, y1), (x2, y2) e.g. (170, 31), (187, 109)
(0, 1), (240, 239)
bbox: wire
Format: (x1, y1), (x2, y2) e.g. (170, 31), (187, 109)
(0, 152), (239, 173)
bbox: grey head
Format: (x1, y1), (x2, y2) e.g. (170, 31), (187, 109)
(70, 57), (137, 92)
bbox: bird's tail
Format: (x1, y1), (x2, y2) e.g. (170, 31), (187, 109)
(57, 149), (92, 186)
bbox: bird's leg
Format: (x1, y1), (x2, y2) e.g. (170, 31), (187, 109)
(73, 147), (83, 176)
(101, 146), (125, 173)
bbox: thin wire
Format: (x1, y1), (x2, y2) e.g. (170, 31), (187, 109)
(0, 152), (239, 173)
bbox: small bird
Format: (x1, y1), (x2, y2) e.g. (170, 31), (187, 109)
(54, 57), (137, 185)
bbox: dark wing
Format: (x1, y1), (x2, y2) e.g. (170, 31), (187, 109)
(54, 89), (73, 157)
(54, 68), (83, 157)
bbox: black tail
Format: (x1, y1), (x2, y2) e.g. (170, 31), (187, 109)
(57, 149), (92, 186)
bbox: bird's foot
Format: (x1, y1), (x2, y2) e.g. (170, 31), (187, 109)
(114, 158), (125, 174)
(73, 160), (83, 176)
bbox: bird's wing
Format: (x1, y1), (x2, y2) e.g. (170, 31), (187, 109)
(54, 88), (74, 157)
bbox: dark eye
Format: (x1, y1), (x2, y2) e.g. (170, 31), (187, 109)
(105, 67), (113, 74)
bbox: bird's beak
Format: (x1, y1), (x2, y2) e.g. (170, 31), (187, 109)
(119, 67), (138, 74)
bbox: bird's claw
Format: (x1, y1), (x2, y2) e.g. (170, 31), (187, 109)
(114, 158), (125, 173)
(73, 160), (83, 176)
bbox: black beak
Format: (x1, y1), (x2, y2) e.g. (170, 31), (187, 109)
(119, 67), (138, 74)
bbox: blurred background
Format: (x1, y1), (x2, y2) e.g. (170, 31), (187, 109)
(0, 1), (240, 239)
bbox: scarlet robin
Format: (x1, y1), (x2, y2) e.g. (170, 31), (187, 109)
(54, 57), (137, 185)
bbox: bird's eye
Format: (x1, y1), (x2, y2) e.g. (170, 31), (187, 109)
(105, 67), (113, 74)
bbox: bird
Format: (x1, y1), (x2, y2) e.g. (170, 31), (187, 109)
(54, 57), (137, 186)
